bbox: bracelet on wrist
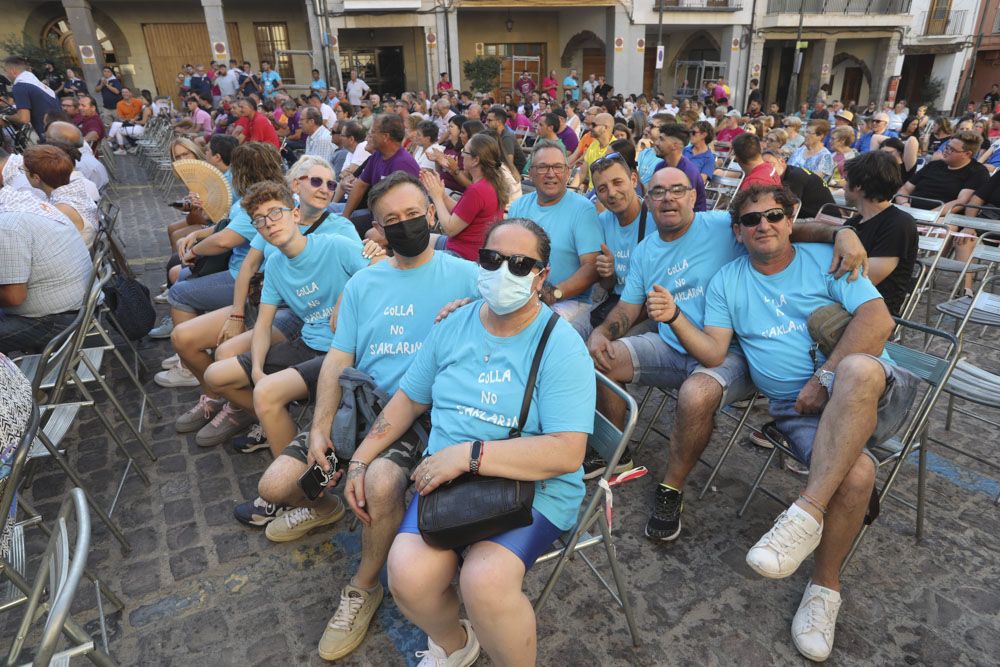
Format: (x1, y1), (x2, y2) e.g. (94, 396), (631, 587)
(228, 314), (244, 320)
(348, 460), (368, 468)
(665, 305), (682, 325)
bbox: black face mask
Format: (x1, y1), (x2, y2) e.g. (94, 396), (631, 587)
(383, 214), (430, 258)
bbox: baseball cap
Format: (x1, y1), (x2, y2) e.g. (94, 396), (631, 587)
(726, 109), (742, 118)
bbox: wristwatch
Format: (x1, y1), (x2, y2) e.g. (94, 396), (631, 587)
(551, 287), (563, 301)
(469, 440), (483, 475)
(813, 369), (835, 392)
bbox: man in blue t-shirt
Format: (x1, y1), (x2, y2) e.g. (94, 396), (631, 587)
(94, 66), (123, 123)
(235, 173), (479, 661)
(588, 170), (872, 543)
(648, 184), (918, 663)
(2, 56), (61, 141)
(203, 181), (369, 460)
(509, 140), (602, 336)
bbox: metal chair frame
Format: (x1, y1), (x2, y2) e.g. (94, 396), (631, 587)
(533, 371), (640, 646)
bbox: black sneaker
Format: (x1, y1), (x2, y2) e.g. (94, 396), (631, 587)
(232, 423), (268, 453)
(582, 447), (634, 480)
(645, 486), (683, 541)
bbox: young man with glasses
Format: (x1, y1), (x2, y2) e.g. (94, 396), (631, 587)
(896, 130), (989, 210)
(587, 168), (870, 534)
(237, 173), (478, 661)
(509, 140), (602, 334)
(647, 183), (917, 663)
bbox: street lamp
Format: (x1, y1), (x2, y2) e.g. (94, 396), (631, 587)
(784, 0), (806, 114)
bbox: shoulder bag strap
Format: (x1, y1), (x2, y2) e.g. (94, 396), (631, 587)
(508, 311), (561, 438)
(303, 211), (330, 236)
(637, 200), (648, 244)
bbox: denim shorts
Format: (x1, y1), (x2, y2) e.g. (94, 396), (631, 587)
(398, 494), (563, 570)
(767, 355), (919, 465)
(167, 270), (236, 314)
(552, 299), (594, 340)
(620, 331), (756, 406)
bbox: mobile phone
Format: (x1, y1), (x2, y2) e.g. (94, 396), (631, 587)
(297, 448), (340, 500)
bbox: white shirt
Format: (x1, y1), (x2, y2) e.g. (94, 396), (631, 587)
(319, 103), (336, 129)
(664, 104), (679, 115)
(413, 143), (442, 170)
(887, 110), (907, 133)
(348, 140), (371, 169)
(77, 150), (109, 193)
(345, 79), (370, 106)
(216, 70), (240, 98)
(305, 125), (337, 164)
(1, 155), (46, 200)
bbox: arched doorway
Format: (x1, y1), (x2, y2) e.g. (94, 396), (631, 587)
(562, 30), (606, 82)
(42, 17), (119, 68)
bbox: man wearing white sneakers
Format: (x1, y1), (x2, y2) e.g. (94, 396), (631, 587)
(647, 184), (918, 662)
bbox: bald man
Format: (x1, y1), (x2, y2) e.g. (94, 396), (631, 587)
(582, 112), (615, 191)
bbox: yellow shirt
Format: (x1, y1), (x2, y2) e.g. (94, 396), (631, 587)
(584, 139), (611, 191)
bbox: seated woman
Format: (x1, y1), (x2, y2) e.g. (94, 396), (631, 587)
(21, 145), (99, 248)
(347, 218), (596, 666)
(788, 119), (835, 181)
(428, 114), (467, 196)
(683, 120), (716, 184)
(420, 133), (507, 260)
(166, 138), (210, 249)
(829, 126), (858, 189)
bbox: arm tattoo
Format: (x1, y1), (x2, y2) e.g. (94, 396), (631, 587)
(608, 320), (622, 338)
(347, 466), (365, 481)
(370, 413), (391, 438)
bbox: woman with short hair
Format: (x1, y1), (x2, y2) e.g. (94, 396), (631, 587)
(788, 119), (835, 181)
(22, 144), (99, 247)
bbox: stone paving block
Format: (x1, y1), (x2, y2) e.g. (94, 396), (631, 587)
(169, 546), (209, 581)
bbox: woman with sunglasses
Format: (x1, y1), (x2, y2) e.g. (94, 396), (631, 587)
(420, 133), (507, 261)
(345, 218), (594, 667)
(163, 156), (379, 446)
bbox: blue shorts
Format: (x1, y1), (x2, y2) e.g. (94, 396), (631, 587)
(398, 494), (563, 570)
(167, 270), (236, 314)
(620, 331), (755, 406)
(768, 355), (919, 465)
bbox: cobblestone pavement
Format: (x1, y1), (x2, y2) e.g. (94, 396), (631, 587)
(6, 157), (1000, 666)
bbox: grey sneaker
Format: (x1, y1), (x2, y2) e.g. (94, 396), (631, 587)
(195, 403), (256, 447)
(176, 395), (226, 433)
(149, 315), (174, 339)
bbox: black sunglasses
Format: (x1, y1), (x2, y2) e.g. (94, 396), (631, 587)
(738, 207), (786, 227)
(298, 175), (336, 191)
(478, 249), (545, 277)
(591, 151), (625, 169)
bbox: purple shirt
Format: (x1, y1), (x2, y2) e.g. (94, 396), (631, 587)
(360, 147), (421, 186)
(557, 125), (579, 153)
(653, 155), (708, 212)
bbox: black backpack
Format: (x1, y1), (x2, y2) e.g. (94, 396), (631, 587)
(102, 236), (156, 340)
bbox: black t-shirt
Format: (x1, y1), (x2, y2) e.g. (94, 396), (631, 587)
(985, 91), (1000, 107)
(908, 159), (990, 209)
(782, 165), (834, 218)
(595, 83), (613, 99)
(846, 205), (918, 316)
(973, 169), (1000, 213)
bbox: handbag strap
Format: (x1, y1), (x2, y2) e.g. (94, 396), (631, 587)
(637, 200), (648, 244)
(508, 311), (561, 438)
(303, 211), (330, 236)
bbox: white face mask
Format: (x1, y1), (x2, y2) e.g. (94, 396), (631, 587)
(477, 263), (537, 315)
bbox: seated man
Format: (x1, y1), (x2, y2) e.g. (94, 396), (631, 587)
(896, 130), (989, 210)
(0, 207), (92, 353)
(651, 184), (918, 662)
(761, 149), (835, 218)
(842, 151), (917, 315)
(588, 168), (869, 535)
(733, 134), (782, 191)
(508, 140), (601, 335)
(245, 173), (479, 661)
(202, 181), (369, 459)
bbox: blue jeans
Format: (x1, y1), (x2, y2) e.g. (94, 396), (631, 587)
(0, 309), (78, 355)
(167, 270), (236, 315)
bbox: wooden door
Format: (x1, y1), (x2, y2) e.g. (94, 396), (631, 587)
(644, 46), (656, 98)
(141, 23), (243, 102)
(582, 48), (605, 83)
(925, 0), (951, 35)
(841, 67), (863, 107)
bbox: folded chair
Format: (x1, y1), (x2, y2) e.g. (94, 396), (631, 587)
(3, 488), (115, 666)
(533, 371), (640, 646)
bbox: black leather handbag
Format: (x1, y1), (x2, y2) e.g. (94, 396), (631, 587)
(417, 312), (560, 550)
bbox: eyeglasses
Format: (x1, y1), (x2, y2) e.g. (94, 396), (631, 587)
(647, 185), (693, 201)
(738, 207), (786, 227)
(942, 143), (966, 155)
(530, 163), (568, 174)
(478, 249), (545, 277)
(251, 206), (292, 228)
(298, 175), (336, 190)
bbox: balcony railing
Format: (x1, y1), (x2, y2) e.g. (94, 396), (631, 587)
(919, 9), (967, 36)
(655, 0), (743, 9)
(766, 0), (911, 14)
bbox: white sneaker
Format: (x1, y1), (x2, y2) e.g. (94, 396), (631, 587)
(161, 353), (180, 370)
(792, 582), (842, 662)
(746, 503), (822, 579)
(154, 364), (199, 388)
(415, 619), (480, 667)
(153, 289), (170, 304)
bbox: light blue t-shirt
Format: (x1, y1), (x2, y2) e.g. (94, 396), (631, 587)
(704, 243), (889, 401)
(260, 234), (368, 350)
(310, 79), (328, 91)
(596, 204), (655, 295)
(226, 198), (256, 279)
(637, 147), (661, 188)
(563, 76), (579, 101)
(250, 212), (359, 267)
(508, 191), (603, 302)
(621, 211), (742, 352)
(332, 252), (479, 395)
(222, 169), (234, 197)
(400, 303), (595, 530)
(260, 70), (281, 97)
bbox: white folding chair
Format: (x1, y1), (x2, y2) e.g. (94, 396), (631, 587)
(533, 371), (640, 646)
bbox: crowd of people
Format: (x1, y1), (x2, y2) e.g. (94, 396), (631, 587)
(2, 50), (999, 665)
